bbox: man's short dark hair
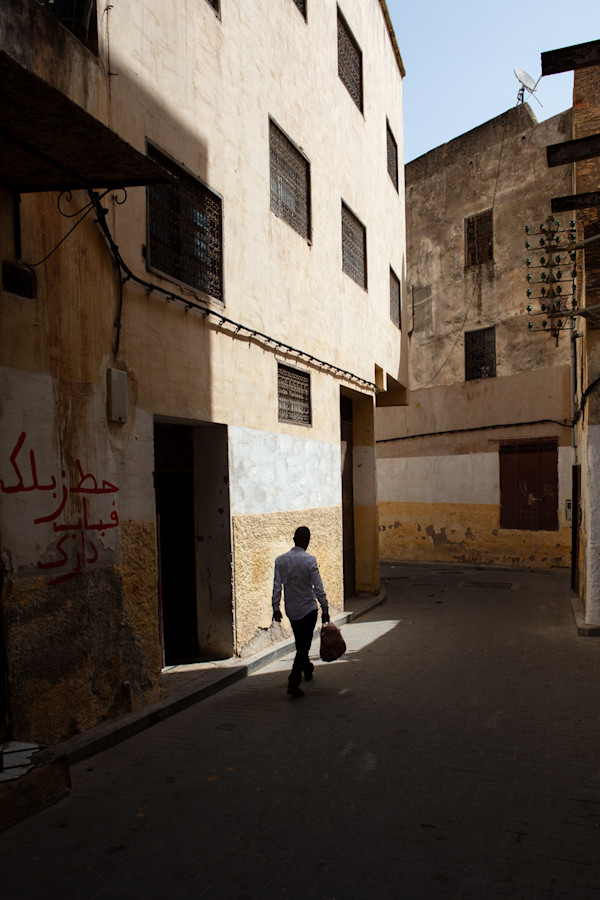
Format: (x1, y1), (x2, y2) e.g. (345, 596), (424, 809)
(294, 526), (310, 548)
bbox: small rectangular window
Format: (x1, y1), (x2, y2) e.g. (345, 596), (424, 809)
(465, 210), (493, 266)
(278, 365), (311, 425)
(292, 0), (307, 18)
(337, 8), (363, 112)
(465, 326), (496, 381)
(147, 144), (223, 302)
(390, 267), (401, 328)
(269, 121), (311, 241)
(387, 121), (399, 191)
(342, 202), (367, 289)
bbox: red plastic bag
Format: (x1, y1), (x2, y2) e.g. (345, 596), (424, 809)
(319, 622), (346, 662)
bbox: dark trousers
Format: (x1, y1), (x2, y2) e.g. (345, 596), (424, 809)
(289, 609), (318, 688)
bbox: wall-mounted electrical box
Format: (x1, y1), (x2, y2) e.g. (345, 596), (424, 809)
(107, 368), (128, 423)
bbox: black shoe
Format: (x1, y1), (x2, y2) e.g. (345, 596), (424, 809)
(304, 670), (314, 682)
(287, 686), (304, 698)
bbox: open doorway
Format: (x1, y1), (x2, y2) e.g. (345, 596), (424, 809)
(0, 569), (10, 742)
(155, 424), (198, 665)
(340, 395), (356, 598)
(154, 422), (234, 665)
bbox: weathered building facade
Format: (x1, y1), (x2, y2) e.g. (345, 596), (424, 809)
(376, 104), (574, 568)
(567, 63), (600, 622)
(0, 0), (407, 744)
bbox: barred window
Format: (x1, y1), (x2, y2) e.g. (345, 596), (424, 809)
(292, 0), (306, 18)
(387, 121), (398, 191)
(465, 327), (496, 381)
(465, 210), (493, 267)
(278, 365), (311, 425)
(390, 267), (401, 328)
(342, 202), (367, 289)
(147, 144), (223, 302)
(270, 121), (311, 241)
(337, 8), (363, 112)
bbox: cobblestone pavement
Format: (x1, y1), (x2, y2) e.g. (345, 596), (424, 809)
(2, 563), (600, 899)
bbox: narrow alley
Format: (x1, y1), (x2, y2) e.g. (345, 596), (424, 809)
(1, 563), (599, 899)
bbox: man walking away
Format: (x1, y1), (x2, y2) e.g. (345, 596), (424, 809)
(272, 526), (330, 698)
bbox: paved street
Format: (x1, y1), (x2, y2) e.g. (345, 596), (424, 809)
(2, 562), (600, 899)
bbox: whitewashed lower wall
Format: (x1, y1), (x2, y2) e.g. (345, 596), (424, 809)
(377, 448), (572, 510)
(228, 426), (341, 516)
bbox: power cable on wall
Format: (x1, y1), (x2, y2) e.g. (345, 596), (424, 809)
(376, 417), (572, 444)
(87, 190), (377, 393)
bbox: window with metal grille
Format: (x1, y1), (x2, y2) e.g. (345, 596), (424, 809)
(147, 144), (223, 302)
(465, 210), (493, 266)
(292, 0), (307, 18)
(390, 267), (401, 328)
(342, 202), (367, 289)
(269, 121), (311, 241)
(337, 8), (363, 112)
(499, 440), (558, 531)
(465, 326), (496, 380)
(387, 121), (398, 191)
(278, 365), (311, 425)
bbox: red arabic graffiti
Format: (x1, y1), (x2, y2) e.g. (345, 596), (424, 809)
(1, 432), (120, 585)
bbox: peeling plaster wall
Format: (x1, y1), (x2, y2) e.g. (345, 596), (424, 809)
(378, 445), (572, 568)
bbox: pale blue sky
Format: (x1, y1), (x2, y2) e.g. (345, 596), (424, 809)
(386, 0), (600, 162)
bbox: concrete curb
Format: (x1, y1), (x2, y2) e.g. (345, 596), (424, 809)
(0, 591), (386, 831)
(0, 748), (70, 834)
(570, 593), (600, 636)
(60, 589), (386, 766)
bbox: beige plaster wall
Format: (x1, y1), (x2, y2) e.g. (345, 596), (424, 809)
(103, 0), (406, 409)
(232, 507), (343, 655)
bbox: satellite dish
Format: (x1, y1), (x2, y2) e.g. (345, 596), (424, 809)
(514, 67), (543, 106)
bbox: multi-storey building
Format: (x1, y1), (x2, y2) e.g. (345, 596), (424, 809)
(0, 0), (406, 743)
(376, 104), (574, 569)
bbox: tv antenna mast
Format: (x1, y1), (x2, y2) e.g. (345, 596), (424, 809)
(514, 67), (543, 106)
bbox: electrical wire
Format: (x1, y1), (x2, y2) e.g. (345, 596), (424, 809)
(87, 190), (377, 392)
(22, 189), (112, 267)
(376, 417), (572, 444)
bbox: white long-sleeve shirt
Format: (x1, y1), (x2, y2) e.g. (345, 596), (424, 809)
(271, 546), (329, 622)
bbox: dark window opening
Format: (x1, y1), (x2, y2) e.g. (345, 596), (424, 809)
(390, 267), (401, 328)
(147, 144), (223, 302)
(465, 326), (496, 380)
(387, 121), (399, 191)
(2, 261), (36, 299)
(342, 201), (367, 289)
(292, 0), (307, 18)
(465, 209), (493, 266)
(269, 121), (311, 241)
(278, 365), (311, 425)
(204, 0), (220, 14)
(40, 0), (99, 54)
(500, 440), (558, 531)
(337, 8), (363, 112)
